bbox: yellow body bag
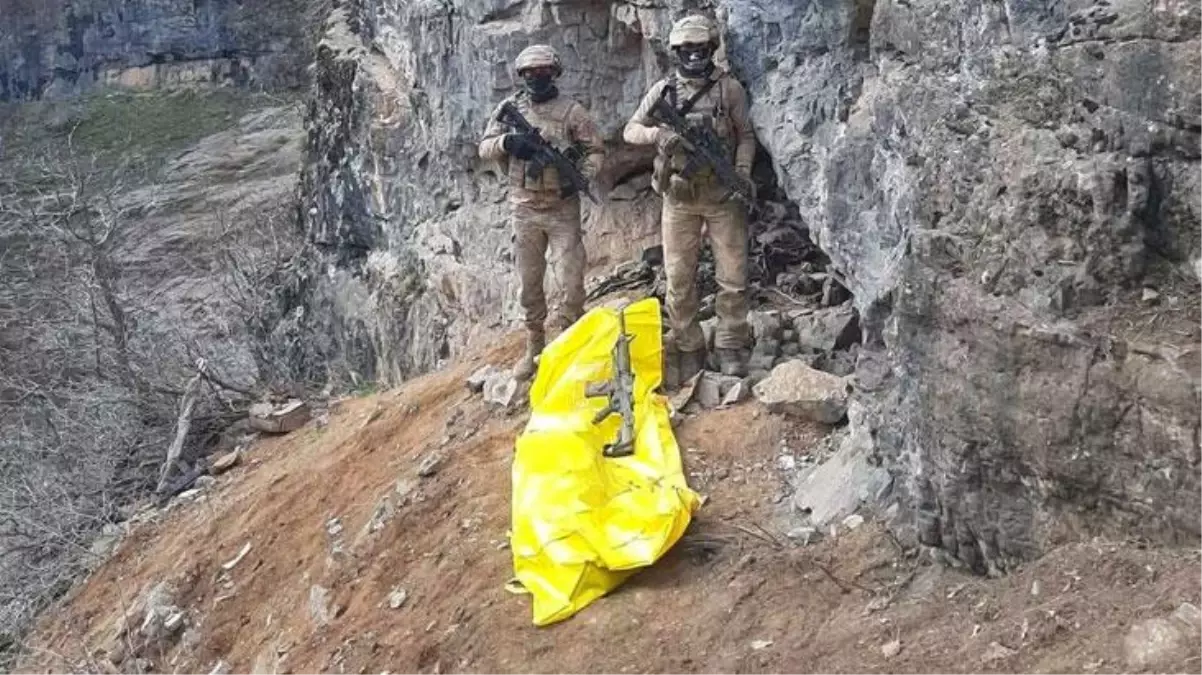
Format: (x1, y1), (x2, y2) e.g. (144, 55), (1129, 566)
(510, 297), (701, 625)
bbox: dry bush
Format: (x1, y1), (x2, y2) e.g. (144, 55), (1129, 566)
(0, 136), (296, 663)
(214, 205), (309, 394)
(0, 381), (146, 651)
(0, 145), (149, 659)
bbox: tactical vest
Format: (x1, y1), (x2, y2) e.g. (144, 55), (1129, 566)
(503, 94), (577, 195)
(654, 73), (738, 202)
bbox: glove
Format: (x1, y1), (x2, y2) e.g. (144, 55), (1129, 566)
(656, 128), (684, 154)
(502, 133), (541, 161)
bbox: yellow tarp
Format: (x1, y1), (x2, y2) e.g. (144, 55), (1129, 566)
(510, 297), (702, 626)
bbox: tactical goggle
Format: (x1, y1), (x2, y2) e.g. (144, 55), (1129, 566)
(518, 65), (559, 78)
(674, 42), (714, 58)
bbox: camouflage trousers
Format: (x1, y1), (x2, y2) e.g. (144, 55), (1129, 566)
(512, 197), (586, 335)
(662, 195), (751, 353)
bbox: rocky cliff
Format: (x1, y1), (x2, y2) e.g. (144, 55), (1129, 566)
(292, 0), (1200, 571)
(747, 0), (1202, 571)
(0, 0), (310, 100)
(289, 0), (667, 384)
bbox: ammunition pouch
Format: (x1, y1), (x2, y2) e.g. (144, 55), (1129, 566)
(654, 113), (726, 202)
(666, 175), (697, 202)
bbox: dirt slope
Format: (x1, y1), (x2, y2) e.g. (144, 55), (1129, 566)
(19, 335), (1201, 674)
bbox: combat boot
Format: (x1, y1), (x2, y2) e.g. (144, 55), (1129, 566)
(513, 329), (545, 381)
(678, 348), (706, 384)
(716, 347), (749, 377)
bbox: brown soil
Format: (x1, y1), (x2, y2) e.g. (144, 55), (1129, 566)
(18, 334), (1201, 674)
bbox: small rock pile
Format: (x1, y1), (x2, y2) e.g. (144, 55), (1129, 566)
(674, 304), (861, 425)
(708, 304), (859, 380)
(466, 363), (529, 412)
(101, 580), (190, 672)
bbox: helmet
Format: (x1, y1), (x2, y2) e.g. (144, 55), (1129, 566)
(514, 44), (562, 75)
(668, 15), (719, 47)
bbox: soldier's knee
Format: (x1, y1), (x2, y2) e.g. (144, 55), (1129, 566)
(666, 270), (695, 291)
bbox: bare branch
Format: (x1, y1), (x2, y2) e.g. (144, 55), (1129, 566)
(155, 362), (205, 494)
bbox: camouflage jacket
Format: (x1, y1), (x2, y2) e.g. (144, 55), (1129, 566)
(479, 92), (605, 207)
(624, 69), (756, 201)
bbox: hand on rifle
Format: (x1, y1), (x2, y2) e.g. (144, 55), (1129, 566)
(503, 132), (541, 160)
(655, 128), (686, 154)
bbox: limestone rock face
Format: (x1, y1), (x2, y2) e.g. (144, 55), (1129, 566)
(291, 0), (1201, 571)
(731, 0), (1200, 572)
(289, 0), (669, 385)
(0, 0), (309, 100)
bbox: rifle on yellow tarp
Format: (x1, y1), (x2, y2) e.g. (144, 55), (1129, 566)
(585, 304), (636, 458)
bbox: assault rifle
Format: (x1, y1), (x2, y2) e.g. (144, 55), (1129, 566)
(497, 101), (598, 204)
(585, 304), (636, 458)
(648, 86), (756, 206)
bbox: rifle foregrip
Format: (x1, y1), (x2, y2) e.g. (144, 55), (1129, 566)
(592, 406), (614, 425)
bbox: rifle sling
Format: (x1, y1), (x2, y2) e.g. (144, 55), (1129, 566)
(669, 75), (720, 117)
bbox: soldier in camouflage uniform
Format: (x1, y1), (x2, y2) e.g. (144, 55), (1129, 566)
(479, 45), (605, 380)
(624, 15), (756, 383)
